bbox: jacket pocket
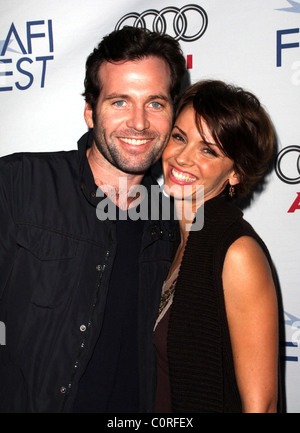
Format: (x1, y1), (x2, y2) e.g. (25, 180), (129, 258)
(16, 225), (78, 308)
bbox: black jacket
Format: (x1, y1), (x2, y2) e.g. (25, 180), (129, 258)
(0, 130), (176, 413)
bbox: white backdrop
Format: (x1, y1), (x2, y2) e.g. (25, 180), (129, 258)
(1, 0), (299, 413)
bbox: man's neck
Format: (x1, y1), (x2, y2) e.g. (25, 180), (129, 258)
(87, 145), (144, 210)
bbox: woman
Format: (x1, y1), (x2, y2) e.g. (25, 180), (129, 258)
(153, 80), (282, 413)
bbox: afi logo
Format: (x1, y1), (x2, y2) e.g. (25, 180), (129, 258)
(275, 2), (300, 67)
(0, 20), (54, 91)
(288, 192), (300, 212)
(276, 0), (300, 13)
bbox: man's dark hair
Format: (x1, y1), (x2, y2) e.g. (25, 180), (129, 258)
(83, 26), (187, 112)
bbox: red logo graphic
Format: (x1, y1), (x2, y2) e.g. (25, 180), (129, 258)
(288, 192), (300, 212)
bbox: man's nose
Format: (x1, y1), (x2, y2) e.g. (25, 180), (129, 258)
(126, 107), (150, 131)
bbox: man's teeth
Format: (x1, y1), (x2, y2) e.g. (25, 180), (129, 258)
(121, 137), (151, 145)
(171, 168), (196, 183)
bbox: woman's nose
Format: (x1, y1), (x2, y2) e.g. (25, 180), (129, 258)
(175, 145), (193, 166)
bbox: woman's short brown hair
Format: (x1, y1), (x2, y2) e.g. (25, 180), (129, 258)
(176, 80), (276, 197)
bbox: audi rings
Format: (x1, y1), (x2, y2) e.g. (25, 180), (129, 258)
(275, 145), (300, 184)
(115, 5), (208, 42)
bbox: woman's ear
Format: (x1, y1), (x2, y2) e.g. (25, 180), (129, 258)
(229, 171), (240, 186)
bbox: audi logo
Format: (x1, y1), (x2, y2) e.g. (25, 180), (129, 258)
(275, 145), (300, 184)
(115, 5), (208, 42)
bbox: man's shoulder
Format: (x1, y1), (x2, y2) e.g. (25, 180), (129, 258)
(0, 149), (79, 169)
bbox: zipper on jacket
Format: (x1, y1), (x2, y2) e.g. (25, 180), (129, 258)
(59, 248), (111, 412)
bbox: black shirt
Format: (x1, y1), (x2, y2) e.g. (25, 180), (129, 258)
(73, 207), (144, 413)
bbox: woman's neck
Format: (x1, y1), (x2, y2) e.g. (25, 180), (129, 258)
(175, 197), (203, 239)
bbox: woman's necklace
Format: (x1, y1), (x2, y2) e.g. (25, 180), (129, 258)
(157, 234), (188, 318)
(158, 276), (178, 316)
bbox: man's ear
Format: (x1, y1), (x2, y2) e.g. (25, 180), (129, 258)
(84, 102), (94, 129)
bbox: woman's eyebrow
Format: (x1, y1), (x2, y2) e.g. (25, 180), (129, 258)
(172, 125), (187, 137)
(173, 124), (217, 147)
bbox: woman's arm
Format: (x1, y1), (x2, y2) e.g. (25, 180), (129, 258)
(222, 235), (279, 413)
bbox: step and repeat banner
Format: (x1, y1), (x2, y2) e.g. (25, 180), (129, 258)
(0, 0), (299, 412)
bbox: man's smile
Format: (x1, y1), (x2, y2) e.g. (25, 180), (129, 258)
(119, 137), (152, 146)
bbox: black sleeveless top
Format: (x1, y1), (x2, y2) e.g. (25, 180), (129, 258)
(166, 195), (282, 412)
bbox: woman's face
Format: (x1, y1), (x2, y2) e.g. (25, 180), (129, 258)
(162, 105), (239, 205)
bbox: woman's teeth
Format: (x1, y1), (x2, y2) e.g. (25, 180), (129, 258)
(171, 168), (196, 183)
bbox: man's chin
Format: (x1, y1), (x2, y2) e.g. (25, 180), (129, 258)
(116, 159), (158, 175)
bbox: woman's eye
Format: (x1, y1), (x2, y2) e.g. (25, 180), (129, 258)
(172, 133), (185, 142)
(203, 147), (217, 157)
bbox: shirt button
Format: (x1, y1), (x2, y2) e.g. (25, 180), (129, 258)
(80, 324), (86, 332)
(60, 386), (67, 394)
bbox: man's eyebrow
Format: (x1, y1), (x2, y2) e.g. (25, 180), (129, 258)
(147, 94), (170, 102)
(104, 93), (128, 101)
(104, 93), (171, 102)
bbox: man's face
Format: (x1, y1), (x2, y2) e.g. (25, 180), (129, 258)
(84, 56), (173, 174)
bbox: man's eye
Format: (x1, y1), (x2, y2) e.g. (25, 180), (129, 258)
(113, 100), (126, 107)
(150, 101), (162, 109)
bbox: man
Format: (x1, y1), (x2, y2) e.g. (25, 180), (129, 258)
(0, 26), (186, 412)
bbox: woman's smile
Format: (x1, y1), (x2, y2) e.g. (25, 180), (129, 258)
(169, 165), (198, 184)
(162, 105), (238, 203)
